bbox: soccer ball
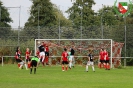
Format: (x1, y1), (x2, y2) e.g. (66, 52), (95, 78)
(37, 41), (40, 44)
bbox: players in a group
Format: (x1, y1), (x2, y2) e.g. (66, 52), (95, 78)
(85, 49), (95, 72)
(98, 48), (110, 70)
(61, 48), (69, 71)
(103, 49), (110, 70)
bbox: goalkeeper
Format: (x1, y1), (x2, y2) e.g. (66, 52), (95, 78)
(30, 56), (39, 74)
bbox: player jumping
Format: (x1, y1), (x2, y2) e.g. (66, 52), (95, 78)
(38, 42), (45, 66)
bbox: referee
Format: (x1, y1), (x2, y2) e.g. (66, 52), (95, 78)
(30, 56), (39, 74)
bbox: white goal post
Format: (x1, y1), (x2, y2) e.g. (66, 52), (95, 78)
(35, 39), (113, 68)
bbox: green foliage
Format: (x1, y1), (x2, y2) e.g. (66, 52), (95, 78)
(25, 0), (71, 27)
(25, 0), (57, 27)
(96, 6), (121, 26)
(117, 65), (123, 69)
(0, 1), (12, 27)
(53, 5), (72, 27)
(66, 0), (96, 27)
(127, 58), (133, 66)
(0, 1), (13, 39)
(0, 39), (35, 56)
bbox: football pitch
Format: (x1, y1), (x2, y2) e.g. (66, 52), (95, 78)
(0, 64), (133, 88)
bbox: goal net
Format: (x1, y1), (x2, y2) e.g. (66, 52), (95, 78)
(35, 39), (113, 67)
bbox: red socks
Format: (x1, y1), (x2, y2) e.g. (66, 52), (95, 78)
(107, 64), (110, 69)
(104, 64), (107, 69)
(99, 63), (101, 68)
(62, 66), (68, 71)
(62, 66), (64, 71)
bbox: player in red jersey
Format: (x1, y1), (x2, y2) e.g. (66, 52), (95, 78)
(98, 48), (104, 68)
(15, 47), (21, 61)
(15, 47), (21, 67)
(36, 48), (40, 58)
(103, 49), (110, 70)
(15, 47), (28, 70)
(44, 43), (49, 65)
(25, 48), (32, 68)
(61, 48), (69, 71)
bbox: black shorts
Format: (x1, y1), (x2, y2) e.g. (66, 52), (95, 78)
(40, 58), (43, 62)
(26, 58), (31, 62)
(105, 60), (109, 63)
(16, 59), (22, 63)
(62, 61), (68, 65)
(45, 52), (49, 56)
(31, 60), (37, 67)
(100, 60), (105, 63)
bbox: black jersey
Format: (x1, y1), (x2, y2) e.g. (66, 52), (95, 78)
(88, 53), (94, 62)
(70, 48), (75, 55)
(38, 45), (45, 52)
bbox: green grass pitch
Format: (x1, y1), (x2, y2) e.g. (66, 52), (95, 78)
(0, 64), (133, 88)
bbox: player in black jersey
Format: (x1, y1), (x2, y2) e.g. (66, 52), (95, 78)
(38, 42), (45, 66)
(85, 49), (95, 72)
(70, 46), (75, 67)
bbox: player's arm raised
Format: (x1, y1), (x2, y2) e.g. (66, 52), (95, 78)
(88, 55), (90, 62)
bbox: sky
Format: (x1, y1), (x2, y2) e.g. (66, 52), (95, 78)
(0, 0), (131, 28)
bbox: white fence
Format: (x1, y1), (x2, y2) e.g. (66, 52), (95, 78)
(1, 56), (133, 68)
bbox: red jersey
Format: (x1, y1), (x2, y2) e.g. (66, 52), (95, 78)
(25, 51), (30, 59)
(103, 51), (109, 60)
(62, 51), (68, 61)
(99, 51), (104, 60)
(15, 50), (21, 59)
(45, 45), (49, 52)
(43, 44), (46, 47)
(36, 50), (40, 57)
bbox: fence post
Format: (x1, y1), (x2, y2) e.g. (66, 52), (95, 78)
(124, 59), (126, 67)
(124, 16), (127, 68)
(2, 56), (3, 66)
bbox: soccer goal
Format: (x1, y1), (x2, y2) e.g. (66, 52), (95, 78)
(35, 39), (113, 68)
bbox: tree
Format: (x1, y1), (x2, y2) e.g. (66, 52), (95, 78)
(66, 0), (96, 27)
(23, 0), (72, 39)
(96, 6), (122, 26)
(0, 1), (12, 38)
(53, 5), (72, 27)
(24, 0), (57, 27)
(0, 1), (12, 27)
